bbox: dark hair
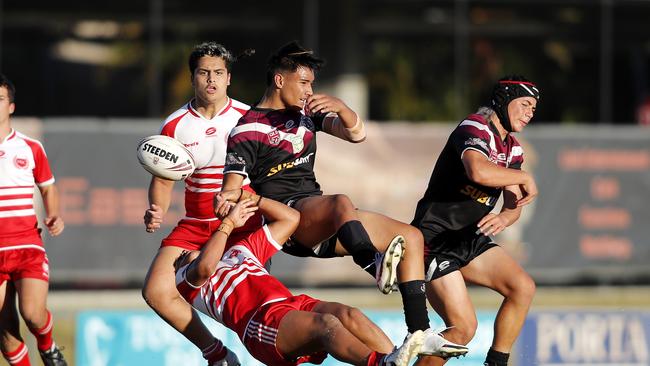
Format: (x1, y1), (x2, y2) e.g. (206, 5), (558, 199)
(0, 73), (16, 103)
(188, 42), (236, 74)
(266, 41), (325, 86)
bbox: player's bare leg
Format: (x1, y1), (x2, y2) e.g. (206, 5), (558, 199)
(312, 301), (394, 353)
(142, 246), (215, 350)
(291, 194), (358, 245)
(0, 281), (25, 357)
(416, 271), (477, 366)
(14, 278), (49, 329)
(461, 246), (535, 353)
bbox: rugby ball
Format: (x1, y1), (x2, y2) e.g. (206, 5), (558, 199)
(136, 135), (195, 181)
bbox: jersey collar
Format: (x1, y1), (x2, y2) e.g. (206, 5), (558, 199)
(188, 98), (232, 120)
(1, 129), (16, 144)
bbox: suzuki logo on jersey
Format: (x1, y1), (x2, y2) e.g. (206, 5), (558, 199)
(13, 156), (28, 169)
(460, 184), (497, 206)
(268, 130), (280, 145)
(267, 153), (315, 177)
(205, 127), (216, 136)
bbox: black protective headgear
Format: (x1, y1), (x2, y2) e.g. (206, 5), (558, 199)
(490, 75), (540, 132)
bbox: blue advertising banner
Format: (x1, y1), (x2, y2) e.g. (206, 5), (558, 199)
(518, 311), (650, 365)
(77, 310), (496, 366)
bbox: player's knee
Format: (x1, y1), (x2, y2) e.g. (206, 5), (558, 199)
(402, 225), (424, 252)
(142, 280), (173, 310)
(329, 194), (355, 214)
(513, 273), (536, 304)
(446, 317), (478, 345)
(316, 313), (344, 337)
(332, 305), (364, 329)
(17, 304), (45, 329)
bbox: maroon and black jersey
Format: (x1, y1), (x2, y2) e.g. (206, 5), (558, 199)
(224, 107), (325, 203)
(411, 113), (524, 242)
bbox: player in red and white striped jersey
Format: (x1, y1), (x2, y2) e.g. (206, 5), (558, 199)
(0, 74), (67, 366)
(174, 193), (425, 366)
(141, 42), (256, 365)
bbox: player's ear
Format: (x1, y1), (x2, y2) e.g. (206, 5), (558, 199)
(273, 73), (284, 89)
(227, 72), (231, 87)
(8, 102), (14, 115)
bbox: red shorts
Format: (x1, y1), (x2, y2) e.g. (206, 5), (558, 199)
(0, 248), (49, 285)
(161, 213), (264, 251)
(243, 294), (327, 366)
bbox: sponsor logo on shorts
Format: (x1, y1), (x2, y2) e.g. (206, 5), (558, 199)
(425, 258), (451, 281)
(42, 262), (50, 278)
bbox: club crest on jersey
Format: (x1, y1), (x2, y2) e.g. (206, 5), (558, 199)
(13, 156), (28, 169)
(268, 129), (281, 145)
(285, 120), (295, 129)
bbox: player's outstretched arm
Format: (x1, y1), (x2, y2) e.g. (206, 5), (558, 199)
(187, 198), (258, 285)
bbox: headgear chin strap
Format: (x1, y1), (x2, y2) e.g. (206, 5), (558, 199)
(490, 75), (540, 132)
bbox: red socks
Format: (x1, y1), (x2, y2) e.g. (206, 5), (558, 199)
(2, 343), (31, 366)
(367, 351), (384, 366)
(28, 310), (54, 352)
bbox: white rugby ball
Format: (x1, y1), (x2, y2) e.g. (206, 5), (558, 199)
(137, 135), (195, 181)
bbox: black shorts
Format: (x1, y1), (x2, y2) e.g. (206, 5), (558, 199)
(423, 227), (498, 281)
(281, 194), (339, 259)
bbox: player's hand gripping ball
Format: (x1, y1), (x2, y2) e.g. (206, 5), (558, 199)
(136, 135), (195, 181)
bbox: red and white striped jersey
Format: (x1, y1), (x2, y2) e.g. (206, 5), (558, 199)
(175, 225), (292, 339)
(0, 129), (54, 249)
(160, 98), (251, 220)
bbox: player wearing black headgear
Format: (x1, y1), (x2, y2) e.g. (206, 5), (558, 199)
(490, 75), (540, 132)
(411, 76), (539, 366)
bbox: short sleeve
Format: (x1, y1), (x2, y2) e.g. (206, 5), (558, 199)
(25, 139), (54, 186)
(450, 120), (494, 159)
(241, 225), (283, 265)
(224, 123), (260, 178)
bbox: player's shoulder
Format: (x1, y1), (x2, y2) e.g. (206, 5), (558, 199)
(13, 130), (45, 150)
(163, 101), (192, 124)
(229, 98), (250, 115)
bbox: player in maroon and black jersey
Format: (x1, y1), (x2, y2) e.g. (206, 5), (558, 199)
(218, 41), (468, 358)
(411, 76), (539, 366)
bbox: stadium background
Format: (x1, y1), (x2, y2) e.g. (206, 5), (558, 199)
(2, 1), (650, 365)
